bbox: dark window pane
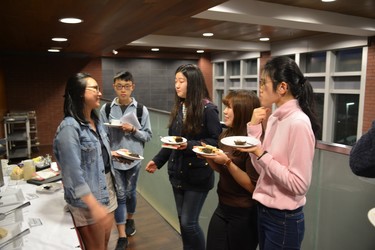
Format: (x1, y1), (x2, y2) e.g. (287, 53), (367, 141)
(305, 52), (326, 73)
(314, 93), (324, 140)
(334, 48), (362, 72)
(333, 94), (359, 145)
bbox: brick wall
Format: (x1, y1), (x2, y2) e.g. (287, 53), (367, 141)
(2, 55), (91, 147)
(198, 55), (213, 99)
(82, 58), (103, 88)
(364, 36), (375, 132)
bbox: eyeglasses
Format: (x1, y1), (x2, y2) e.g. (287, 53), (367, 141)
(115, 84), (132, 90)
(86, 85), (101, 93)
(259, 79), (273, 87)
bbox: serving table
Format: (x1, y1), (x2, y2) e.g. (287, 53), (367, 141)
(0, 176), (79, 249)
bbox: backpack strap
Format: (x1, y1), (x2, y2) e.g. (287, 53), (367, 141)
(105, 102), (111, 120)
(136, 103), (143, 124)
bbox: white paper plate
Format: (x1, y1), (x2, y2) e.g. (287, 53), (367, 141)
(36, 183), (63, 194)
(368, 207), (375, 227)
(220, 136), (260, 148)
(0, 190), (25, 208)
(103, 123), (122, 128)
(192, 146), (223, 156)
(0, 222), (27, 249)
(116, 150), (144, 160)
(160, 136), (187, 145)
(0, 209), (23, 227)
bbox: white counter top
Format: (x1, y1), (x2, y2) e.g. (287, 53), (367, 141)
(0, 177), (79, 249)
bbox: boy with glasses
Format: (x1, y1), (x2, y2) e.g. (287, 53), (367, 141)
(100, 71), (152, 250)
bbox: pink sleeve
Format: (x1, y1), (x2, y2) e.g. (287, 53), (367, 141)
(247, 123), (264, 174)
(258, 119), (315, 196)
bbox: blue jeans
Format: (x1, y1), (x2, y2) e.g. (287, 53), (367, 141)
(257, 203), (305, 250)
(114, 163), (141, 224)
(173, 188), (208, 250)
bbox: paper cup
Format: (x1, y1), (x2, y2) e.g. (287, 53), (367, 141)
(22, 159), (36, 180)
(111, 119), (121, 125)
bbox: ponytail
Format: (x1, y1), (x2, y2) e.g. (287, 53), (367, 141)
(264, 56), (321, 136)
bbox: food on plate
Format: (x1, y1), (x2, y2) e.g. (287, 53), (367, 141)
(197, 145), (220, 154)
(234, 140), (247, 145)
(0, 227), (8, 239)
(128, 152), (140, 158)
(116, 149), (141, 159)
(174, 136), (183, 143)
(10, 165), (23, 180)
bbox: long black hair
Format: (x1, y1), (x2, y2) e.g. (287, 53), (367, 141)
(169, 64), (210, 135)
(63, 72), (99, 123)
(263, 56), (321, 135)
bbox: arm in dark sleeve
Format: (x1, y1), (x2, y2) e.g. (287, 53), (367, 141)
(349, 120), (375, 177)
(153, 147), (172, 169)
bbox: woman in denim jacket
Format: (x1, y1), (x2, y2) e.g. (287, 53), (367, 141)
(54, 73), (118, 250)
(145, 64), (222, 250)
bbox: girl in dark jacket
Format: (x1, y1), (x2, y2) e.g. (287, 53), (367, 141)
(146, 64), (222, 250)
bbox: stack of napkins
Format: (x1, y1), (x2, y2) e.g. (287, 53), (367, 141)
(32, 168), (60, 181)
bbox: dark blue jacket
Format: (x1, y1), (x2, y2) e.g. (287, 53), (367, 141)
(349, 120), (375, 178)
(153, 101), (222, 191)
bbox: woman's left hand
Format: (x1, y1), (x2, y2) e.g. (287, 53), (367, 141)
(200, 151), (229, 165)
(236, 145), (262, 156)
(177, 142), (188, 150)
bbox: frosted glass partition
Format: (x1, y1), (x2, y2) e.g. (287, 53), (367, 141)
(137, 109), (375, 250)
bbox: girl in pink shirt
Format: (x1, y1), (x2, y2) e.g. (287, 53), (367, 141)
(240, 56), (320, 250)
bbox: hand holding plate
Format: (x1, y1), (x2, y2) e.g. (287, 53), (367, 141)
(112, 150), (135, 164)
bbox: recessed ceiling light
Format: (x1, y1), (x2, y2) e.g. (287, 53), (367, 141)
(52, 37), (68, 42)
(48, 49), (60, 53)
(196, 50), (204, 53)
(203, 33), (214, 37)
(321, 0), (335, 2)
(259, 37), (270, 41)
(112, 49), (118, 55)
(151, 48), (159, 52)
(59, 17), (83, 24)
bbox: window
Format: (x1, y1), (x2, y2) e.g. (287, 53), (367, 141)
(333, 94), (359, 146)
(314, 93), (324, 140)
(334, 48), (362, 72)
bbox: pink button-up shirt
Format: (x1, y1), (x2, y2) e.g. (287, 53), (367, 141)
(247, 99), (315, 210)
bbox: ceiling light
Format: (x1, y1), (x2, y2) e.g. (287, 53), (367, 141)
(259, 37), (270, 41)
(321, 0), (336, 2)
(203, 33), (214, 37)
(196, 50), (204, 53)
(48, 49), (60, 53)
(59, 17), (83, 24)
(52, 37), (68, 42)
(151, 48), (159, 52)
(112, 49), (118, 55)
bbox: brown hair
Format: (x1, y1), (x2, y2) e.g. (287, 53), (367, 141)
(221, 90), (260, 138)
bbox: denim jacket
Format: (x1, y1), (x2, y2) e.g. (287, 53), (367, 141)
(53, 116), (115, 208)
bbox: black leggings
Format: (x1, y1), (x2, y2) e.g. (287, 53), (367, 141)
(206, 203), (258, 250)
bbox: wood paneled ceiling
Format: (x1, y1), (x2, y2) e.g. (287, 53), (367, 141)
(0, 0), (374, 58)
